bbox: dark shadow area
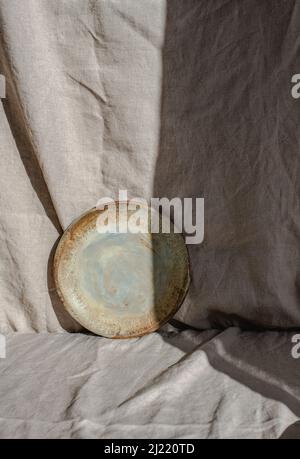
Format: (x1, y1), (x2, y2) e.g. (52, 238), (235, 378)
(203, 328), (300, 419)
(206, 310), (300, 333)
(154, 0), (300, 435)
(280, 421), (300, 439)
(155, 0), (300, 331)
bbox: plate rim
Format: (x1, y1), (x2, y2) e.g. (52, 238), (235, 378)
(53, 202), (190, 338)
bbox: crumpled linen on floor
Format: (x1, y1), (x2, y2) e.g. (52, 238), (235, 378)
(0, 327), (298, 439)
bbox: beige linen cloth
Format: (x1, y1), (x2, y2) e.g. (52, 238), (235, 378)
(0, 0), (300, 438)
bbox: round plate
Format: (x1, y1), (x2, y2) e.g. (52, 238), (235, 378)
(54, 202), (190, 338)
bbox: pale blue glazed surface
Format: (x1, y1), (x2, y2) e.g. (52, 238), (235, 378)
(79, 232), (168, 317)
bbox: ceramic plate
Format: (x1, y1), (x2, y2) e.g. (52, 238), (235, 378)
(54, 202), (190, 338)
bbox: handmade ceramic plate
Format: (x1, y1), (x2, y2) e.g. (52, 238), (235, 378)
(54, 202), (190, 338)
